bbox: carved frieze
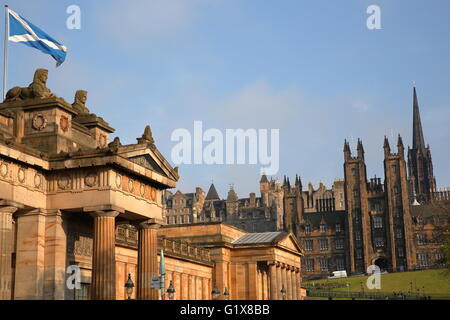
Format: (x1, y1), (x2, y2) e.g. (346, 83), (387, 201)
(68, 233), (93, 257)
(34, 173), (42, 188)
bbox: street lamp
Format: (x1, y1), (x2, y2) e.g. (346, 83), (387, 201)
(280, 285), (287, 300)
(223, 287), (230, 300)
(167, 280), (175, 300)
(124, 274), (134, 300)
(212, 283), (221, 300)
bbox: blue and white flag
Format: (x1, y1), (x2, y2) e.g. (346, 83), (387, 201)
(8, 8), (67, 66)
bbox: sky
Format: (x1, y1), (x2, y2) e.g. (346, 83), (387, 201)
(4, 0), (450, 199)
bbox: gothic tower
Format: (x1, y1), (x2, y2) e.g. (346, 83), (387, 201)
(282, 175), (304, 236)
(407, 86), (436, 202)
(343, 139), (373, 273)
(384, 135), (417, 271)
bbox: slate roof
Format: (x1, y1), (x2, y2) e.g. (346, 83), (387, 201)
(411, 200), (450, 218)
(206, 183), (220, 200)
(232, 231), (286, 245)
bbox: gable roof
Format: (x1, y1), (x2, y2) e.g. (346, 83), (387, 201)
(232, 231), (285, 244)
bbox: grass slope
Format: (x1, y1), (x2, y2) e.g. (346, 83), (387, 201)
(304, 269), (450, 297)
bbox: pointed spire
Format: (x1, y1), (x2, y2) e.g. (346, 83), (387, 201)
(412, 86), (426, 152)
(397, 134), (404, 156)
(357, 138), (364, 159)
(297, 175), (303, 190)
(206, 183), (220, 200)
(343, 139), (350, 153)
(287, 177), (291, 189)
(384, 136), (391, 157)
(260, 174), (269, 183)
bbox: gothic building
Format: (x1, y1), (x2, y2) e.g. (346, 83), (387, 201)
(164, 87), (450, 280)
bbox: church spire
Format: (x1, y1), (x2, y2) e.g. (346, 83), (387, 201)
(412, 86), (426, 152)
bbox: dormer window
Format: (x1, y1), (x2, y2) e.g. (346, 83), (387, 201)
(320, 224), (327, 233)
(305, 224), (311, 234)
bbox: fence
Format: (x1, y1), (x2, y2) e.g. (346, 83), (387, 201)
(306, 289), (450, 300)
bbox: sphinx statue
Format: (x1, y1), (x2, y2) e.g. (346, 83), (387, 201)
(4, 68), (55, 102)
(72, 90), (90, 114)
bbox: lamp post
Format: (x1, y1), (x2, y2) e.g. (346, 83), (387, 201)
(167, 280), (175, 300)
(160, 249), (166, 300)
(280, 285), (287, 300)
(212, 283), (221, 300)
(223, 287), (230, 300)
(124, 274), (134, 300)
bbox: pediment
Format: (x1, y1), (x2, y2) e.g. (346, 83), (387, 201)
(128, 154), (167, 177)
(277, 234), (303, 254)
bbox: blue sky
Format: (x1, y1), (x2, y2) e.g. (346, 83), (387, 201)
(5, 0), (450, 198)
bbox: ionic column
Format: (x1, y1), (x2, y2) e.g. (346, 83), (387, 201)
(136, 219), (160, 300)
(90, 210), (119, 300)
(0, 204), (18, 300)
(269, 262), (278, 300)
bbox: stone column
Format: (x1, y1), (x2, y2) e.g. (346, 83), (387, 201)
(281, 264), (287, 300)
(286, 266), (292, 300)
(269, 262), (278, 300)
(247, 262), (258, 300)
(276, 263), (282, 300)
(291, 269), (297, 300)
(0, 204), (18, 300)
(295, 269), (302, 299)
(136, 219), (160, 300)
(90, 210), (119, 300)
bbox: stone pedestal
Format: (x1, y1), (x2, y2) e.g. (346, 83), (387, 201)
(137, 219), (160, 300)
(90, 211), (118, 300)
(0, 205), (18, 300)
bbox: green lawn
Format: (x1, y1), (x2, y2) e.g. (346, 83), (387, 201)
(304, 269), (450, 298)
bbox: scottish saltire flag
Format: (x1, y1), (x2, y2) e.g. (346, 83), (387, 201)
(7, 8), (67, 66)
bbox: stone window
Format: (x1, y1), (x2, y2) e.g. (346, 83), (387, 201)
(355, 249), (362, 260)
(320, 223), (327, 233)
(320, 259), (329, 271)
(398, 247), (404, 258)
(335, 223), (341, 233)
(417, 234), (427, 245)
(320, 239), (328, 251)
(375, 237), (385, 248)
(305, 240), (313, 251)
(355, 231), (361, 241)
(372, 216), (383, 229)
(166, 216), (170, 225)
(306, 259), (314, 272)
(336, 258), (345, 271)
(305, 224), (312, 234)
(417, 253), (428, 267)
(396, 228), (403, 239)
(335, 238), (344, 250)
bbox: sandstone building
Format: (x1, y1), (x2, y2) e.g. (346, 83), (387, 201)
(0, 69), (303, 300)
(164, 87), (449, 280)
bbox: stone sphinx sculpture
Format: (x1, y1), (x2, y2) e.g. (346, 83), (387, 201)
(72, 90), (90, 114)
(4, 68), (55, 102)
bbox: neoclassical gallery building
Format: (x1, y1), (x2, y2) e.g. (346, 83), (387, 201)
(0, 69), (303, 300)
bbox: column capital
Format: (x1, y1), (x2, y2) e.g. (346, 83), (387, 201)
(87, 210), (120, 218)
(136, 218), (164, 230)
(14, 208), (61, 218)
(0, 200), (24, 214)
(83, 205), (125, 215)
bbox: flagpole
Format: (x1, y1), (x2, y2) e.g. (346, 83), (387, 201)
(3, 4), (9, 100)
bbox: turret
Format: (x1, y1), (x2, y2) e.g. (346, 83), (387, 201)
(344, 139), (351, 161)
(397, 134), (404, 158)
(357, 138), (365, 160)
(384, 136), (391, 158)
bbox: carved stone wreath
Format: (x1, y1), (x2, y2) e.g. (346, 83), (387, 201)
(128, 179), (134, 192)
(115, 174), (121, 188)
(58, 174), (72, 190)
(0, 162), (8, 178)
(32, 113), (47, 131)
(140, 184), (146, 197)
(84, 172), (97, 187)
(60, 116), (69, 132)
(34, 174), (42, 188)
(99, 134), (107, 148)
(17, 168), (26, 183)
